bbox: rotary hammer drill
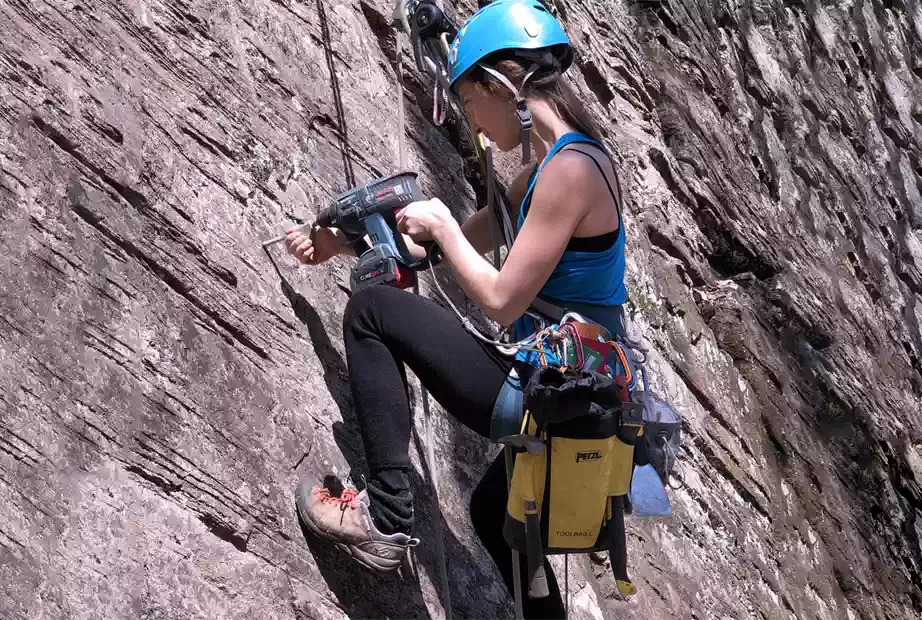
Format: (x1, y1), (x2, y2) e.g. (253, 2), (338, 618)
(264, 171), (439, 293)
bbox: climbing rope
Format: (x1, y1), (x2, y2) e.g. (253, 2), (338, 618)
(391, 6), (527, 620)
(395, 20), (453, 620)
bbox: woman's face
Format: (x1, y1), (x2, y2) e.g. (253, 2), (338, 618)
(456, 79), (520, 151)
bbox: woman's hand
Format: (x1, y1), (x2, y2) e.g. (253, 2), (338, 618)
(284, 226), (345, 265)
(396, 198), (456, 243)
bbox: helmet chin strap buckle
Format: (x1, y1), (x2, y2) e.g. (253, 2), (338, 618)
(479, 62), (541, 164)
(516, 98), (533, 164)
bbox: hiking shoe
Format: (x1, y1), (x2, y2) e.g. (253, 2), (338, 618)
(295, 478), (419, 573)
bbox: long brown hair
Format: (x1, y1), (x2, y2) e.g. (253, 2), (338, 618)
(463, 54), (606, 147)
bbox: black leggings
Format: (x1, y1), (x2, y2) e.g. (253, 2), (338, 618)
(343, 285), (566, 619)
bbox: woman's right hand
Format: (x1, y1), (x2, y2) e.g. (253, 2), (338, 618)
(284, 226), (344, 265)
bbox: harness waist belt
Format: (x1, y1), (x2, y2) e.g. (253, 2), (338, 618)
(528, 297), (566, 322)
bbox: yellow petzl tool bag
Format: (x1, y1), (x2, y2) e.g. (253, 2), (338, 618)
(501, 363), (644, 600)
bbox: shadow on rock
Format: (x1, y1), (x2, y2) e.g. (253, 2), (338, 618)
(282, 281), (351, 413)
(281, 281), (369, 485)
(295, 506), (431, 619)
(294, 423), (494, 618)
(290, 397), (498, 617)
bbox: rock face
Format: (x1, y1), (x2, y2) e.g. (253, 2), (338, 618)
(1, 0), (921, 619)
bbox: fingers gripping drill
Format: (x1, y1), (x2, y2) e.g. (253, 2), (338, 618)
(263, 171), (439, 293)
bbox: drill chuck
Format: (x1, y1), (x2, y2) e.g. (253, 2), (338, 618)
(314, 205), (338, 229)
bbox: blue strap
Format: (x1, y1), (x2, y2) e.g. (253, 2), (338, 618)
(489, 368), (525, 442)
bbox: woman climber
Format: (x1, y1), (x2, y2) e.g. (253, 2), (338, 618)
(286, 0), (628, 617)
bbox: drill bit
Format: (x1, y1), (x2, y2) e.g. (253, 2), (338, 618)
(260, 222), (314, 248)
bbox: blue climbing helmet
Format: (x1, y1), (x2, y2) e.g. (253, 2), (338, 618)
(447, 0), (572, 89)
(447, 0), (573, 162)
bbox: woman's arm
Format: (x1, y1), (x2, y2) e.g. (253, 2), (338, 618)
(458, 164), (536, 255)
(459, 208), (494, 255)
(290, 165), (539, 268)
(430, 153), (596, 326)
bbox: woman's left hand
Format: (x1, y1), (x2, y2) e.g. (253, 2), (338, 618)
(395, 198), (454, 242)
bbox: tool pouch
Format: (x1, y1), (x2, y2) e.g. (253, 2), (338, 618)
(498, 313), (688, 601)
(501, 362), (642, 600)
(521, 366), (620, 426)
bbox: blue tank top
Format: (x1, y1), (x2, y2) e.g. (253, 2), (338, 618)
(511, 131), (628, 340)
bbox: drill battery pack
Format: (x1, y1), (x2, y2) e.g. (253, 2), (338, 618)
(352, 244), (418, 291)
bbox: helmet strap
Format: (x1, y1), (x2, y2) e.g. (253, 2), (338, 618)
(479, 62), (541, 164)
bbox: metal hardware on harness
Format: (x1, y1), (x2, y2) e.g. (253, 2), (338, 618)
(498, 434), (545, 455)
(408, 0), (455, 72)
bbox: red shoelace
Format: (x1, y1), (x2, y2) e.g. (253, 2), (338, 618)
(314, 487), (358, 510)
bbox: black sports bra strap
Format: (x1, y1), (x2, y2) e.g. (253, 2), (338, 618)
(559, 143), (623, 221)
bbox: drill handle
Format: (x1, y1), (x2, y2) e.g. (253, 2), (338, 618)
(369, 212), (441, 271)
(390, 174), (440, 270)
(365, 213), (398, 252)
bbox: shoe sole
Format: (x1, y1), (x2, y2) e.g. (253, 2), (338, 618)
(295, 481), (405, 574)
